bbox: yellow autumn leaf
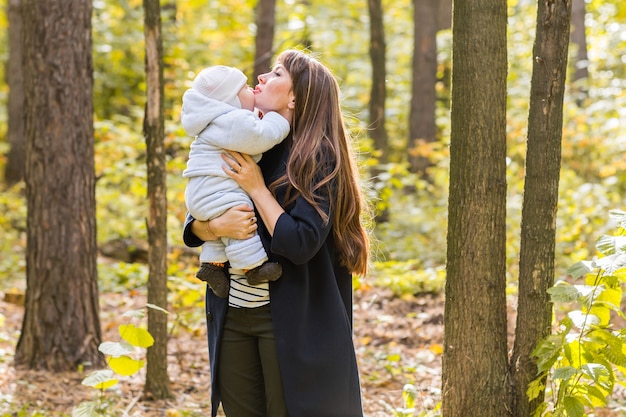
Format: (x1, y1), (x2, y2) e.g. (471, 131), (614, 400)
(81, 369), (118, 390)
(360, 336), (372, 346)
(93, 378), (118, 390)
(107, 355), (145, 376)
(590, 305), (611, 327)
(119, 323), (154, 348)
(429, 343), (444, 355)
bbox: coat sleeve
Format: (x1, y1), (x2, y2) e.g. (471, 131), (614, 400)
(224, 111), (290, 155)
(270, 195), (333, 265)
(182, 213), (204, 248)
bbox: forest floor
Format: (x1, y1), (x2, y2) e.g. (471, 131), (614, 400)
(1, 283), (625, 416)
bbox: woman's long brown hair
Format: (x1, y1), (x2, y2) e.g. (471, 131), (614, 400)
(269, 49), (370, 276)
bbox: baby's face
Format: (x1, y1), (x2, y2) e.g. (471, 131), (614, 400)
(237, 85), (255, 111)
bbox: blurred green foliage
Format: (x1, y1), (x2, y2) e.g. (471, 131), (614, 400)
(0, 0), (624, 301)
(0, 1), (624, 416)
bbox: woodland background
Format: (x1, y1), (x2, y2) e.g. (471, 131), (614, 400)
(0, 0), (625, 416)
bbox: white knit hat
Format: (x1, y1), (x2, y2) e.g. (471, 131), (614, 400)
(192, 65), (248, 108)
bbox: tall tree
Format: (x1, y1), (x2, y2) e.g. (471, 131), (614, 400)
(408, 0), (438, 175)
(510, 1), (572, 415)
(438, 0), (452, 31)
(4, 0), (25, 186)
(143, 0), (171, 400)
(15, 0), (103, 371)
(570, 0), (588, 101)
(367, 0), (388, 162)
(367, 0), (390, 223)
(253, 0), (276, 81)
(442, 0), (509, 415)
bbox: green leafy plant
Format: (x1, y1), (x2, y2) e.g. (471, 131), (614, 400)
(73, 304), (167, 417)
(529, 209), (626, 417)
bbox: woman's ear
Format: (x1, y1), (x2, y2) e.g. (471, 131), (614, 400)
(288, 99), (295, 110)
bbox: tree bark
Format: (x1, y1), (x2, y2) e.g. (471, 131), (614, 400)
(438, 0), (452, 31)
(510, 1), (572, 416)
(254, 0), (276, 81)
(570, 0), (588, 102)
(15, 0), (103, 372)
(367, 0), (388, 162)
(4, 0), (25, 186)
(442, 0), (509, 415)
(408, 0), (438, 175)
(143, 0), (171, 399)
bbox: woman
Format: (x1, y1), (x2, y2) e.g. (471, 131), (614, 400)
(183, 49), (370, 417)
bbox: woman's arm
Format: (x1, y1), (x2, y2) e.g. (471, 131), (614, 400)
(183, 213), (205, 247)
(224, 152), (335, 264)
(182, 204), (258, 247)
(240, 185), (284, 236)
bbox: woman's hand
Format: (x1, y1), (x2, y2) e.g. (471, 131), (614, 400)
(191, 204), (258, 241)
(222, 152), (267, 199)
(222, 151), (285, 236)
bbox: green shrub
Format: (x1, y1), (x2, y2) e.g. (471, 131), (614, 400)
(530, 209), (626, 417)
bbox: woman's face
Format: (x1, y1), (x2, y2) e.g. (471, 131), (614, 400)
(254, 63), (295, 122)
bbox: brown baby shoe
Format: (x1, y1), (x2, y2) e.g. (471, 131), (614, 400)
(196, 262), (229, 298)
(245, 262), (282, 286)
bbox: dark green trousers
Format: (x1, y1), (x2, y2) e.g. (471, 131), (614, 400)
(217, 304), (288, 417)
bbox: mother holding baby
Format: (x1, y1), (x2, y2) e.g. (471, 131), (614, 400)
(183, 49), (370, 417)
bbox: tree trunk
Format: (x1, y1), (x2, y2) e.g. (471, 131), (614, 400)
(570, 0), (588, 102)
(442, 0), (509, 415)
(408, 0), (438, 176)
(367, 0), (388, 162)
(4, 0), (25, 186)
(15, 0), (103, 372)
(143, 0), (171, 400)
(510, 1), (572, 416)
(254, 0), (276, 80)
(438, 0), (452, 31)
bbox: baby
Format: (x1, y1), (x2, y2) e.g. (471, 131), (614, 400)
(181, 65), (290, 298)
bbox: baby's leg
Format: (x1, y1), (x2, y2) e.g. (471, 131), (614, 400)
(225, 235), (282, 285)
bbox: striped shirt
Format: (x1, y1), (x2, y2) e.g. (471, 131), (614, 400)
(227, 267), (270, 308)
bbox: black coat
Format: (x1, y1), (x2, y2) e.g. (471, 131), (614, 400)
(184, 140), (363, 417)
